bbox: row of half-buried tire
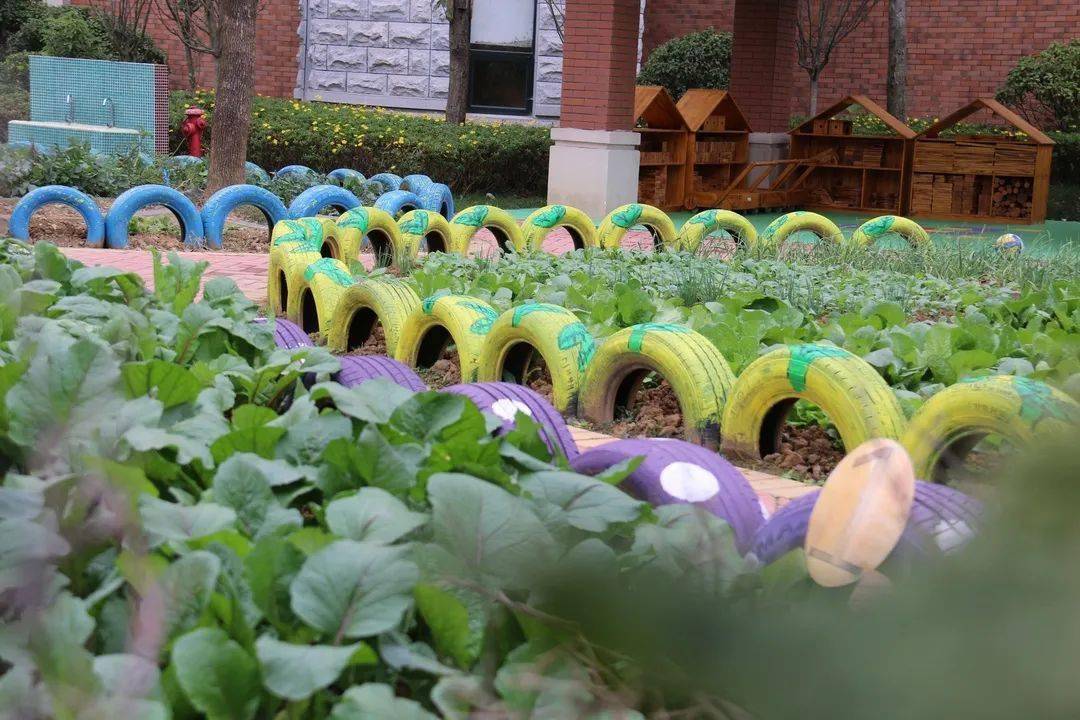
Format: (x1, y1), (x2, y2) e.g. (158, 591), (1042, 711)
(268, 313), (985, 562)
(268, 242), (1080, 485)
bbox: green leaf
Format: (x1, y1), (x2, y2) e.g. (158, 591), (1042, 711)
(122, 360), (203, 409)
(520, 471), (646, 534)
(310, 379), (414, 424)
(325, 488), (428, 544)
(213, 454), (302, 538)
(161, 551), (222, 639)
(414, 583), (487, 668)
(427, 473), (555, 590)
(329, 683), (438, 720)
(290, 540), (419, 640)
(255, 635), (370, 701)
(245, 535), (305, 631)
(390, 393), (486, 444)
(171, 627), (261, 720)
(139, 497), (237, 544)
(93, 653), (163, 702)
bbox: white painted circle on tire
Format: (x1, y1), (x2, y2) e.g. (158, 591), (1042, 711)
(659, 461), (720, 502)
(490, 398), (533, 422)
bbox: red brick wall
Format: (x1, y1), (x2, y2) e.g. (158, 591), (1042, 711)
(562, 0), (641, 131)
(729, 0), (795, 132)
(643, 0), (1080, 123)
(72, 0), (299, 97)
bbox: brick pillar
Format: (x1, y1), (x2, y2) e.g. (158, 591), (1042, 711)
(730, 0), (795, 175)
(548, 0), (642, 218)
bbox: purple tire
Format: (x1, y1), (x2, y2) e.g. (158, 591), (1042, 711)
(570, 438), (763, 553)
(254, 317), (313, 349)
(335, 355), (428, 392)
(751, 481), (982, 564)
(444, 382), (578, 460)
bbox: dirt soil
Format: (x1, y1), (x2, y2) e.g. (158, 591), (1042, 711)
(523, 357), (554, 400)
(601, 377), (685, 440)
(416, 346), (461, 388)
(346, 324), (388, 357)
(0, 199), (271, 253)
(761, 424), (846, 483)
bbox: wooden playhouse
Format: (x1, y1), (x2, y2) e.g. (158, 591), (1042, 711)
(633, 86), (691, 211)
(676, 89), (752, 209)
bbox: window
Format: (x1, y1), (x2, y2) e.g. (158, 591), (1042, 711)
(468, 48), (533, 115)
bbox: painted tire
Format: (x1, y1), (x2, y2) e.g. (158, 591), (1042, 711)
(312, 216), (345, 259)
(395, 294), (498, 383)
(570, 438), (763, 553)
(369, 173), (403, 193)
(200, 184), (287, 249)
(245, 162), (270, 183)
(375, 190), (422, 218)
(901, 376), (1080, 482)
(851, 215), (931, 247)
(445, 381), (578, 459)
(269, 248), (322, 317)
(720, 344), (907, 462)
(417, 183), (455, 219)
(757, 211), (844, 249)
(578, 324), (736, 448)
(400, 174), (433, 193)
(271, 217), (325, 253)
(477, 303), (595, 414)
(293, 258), (356, 336)
(287, 185), (361, 219)
(169, 155), (203, 167)
(751, 482), (982, 564)
(596, 203), (677, 251)
(271, 317), (313, 349)
(677, 209), (758, 252)
(9, 185), (106, 248)
(275, 164), (317, 179)
(398, 209), (453, 258)
(448, 205), (526, 255)
(328, 168), (364, 185)
(335, 206), (402, 263)
(104, 184), (204, 249)
(335, 355), (428, 392)
(326, 278), (420, 356)
(521, 204), (598, 253)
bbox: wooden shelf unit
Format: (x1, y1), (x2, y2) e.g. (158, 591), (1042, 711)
(633, 86), (690, 211)
(676, 89), (752, 210)
(788, 95), (916, 215)
(909, 98), (1053, 224)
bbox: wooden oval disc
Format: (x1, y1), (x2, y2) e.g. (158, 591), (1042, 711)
(805, 438), (916, 587)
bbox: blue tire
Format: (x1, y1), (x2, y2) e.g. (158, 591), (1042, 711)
(369, 173), (403, 193)
(328, 168), (365, 185)
(374, 190), (422, 218)
(401, 174), (433, 193)
(169, 155), (203, 167)
(245, 161), (271, 183)
(104, 184), (204, 249)
(417, 183), (455, 219)
(275, 164), (317, 179)
(287, 184), (362, 219)
(200, 184), (288, 249)
(9, 185), (106, 248)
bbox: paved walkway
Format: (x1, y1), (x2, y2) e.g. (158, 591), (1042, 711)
(59, 245), (815, 512)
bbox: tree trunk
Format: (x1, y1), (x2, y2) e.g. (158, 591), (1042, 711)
(206, 0), (258, 191)
(809, 74), (819, 116)
(184, 43), (199, 91)
(886, 0), (908, 121)
(446, 0), (471, 124)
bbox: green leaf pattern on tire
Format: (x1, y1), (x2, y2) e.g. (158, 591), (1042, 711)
(399, 211), (430, 236)
(303, 258), (354, 287)
(1013, 376), (1080, 428)
(558, 322), (596, 371)
(611, 204), (644, 229)
(860, 215), (896, 239)
(274, 219), (322, 250)
(337, 208), (370, 232)
(786, 344), (851, 392)
(511, 302), (569, 327)
(688, 209), (718, 227)
(627, 323), (691, 353)
(453, 206), (489, 227)
(532, 205), (566, 229)
(461, 302), (498, 335)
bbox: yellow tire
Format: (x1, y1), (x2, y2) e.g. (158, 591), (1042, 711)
(394, 294), (498, 383)
(312, 216), (344, 260)
(578, 323), (736, 448)
(398, 209), (453, 259)
(677, 209), (758, 252)
(291, 258), (356, 338)
(596, 203), (677, 251)
(476, 303), (595, 414)
(521, 204), (598, 253)
(448, 205), (525, 255)
(269, 248), (322, 317)
(270, 217), (324, 253)
(326, 278), (420, 355)
(851, 215), (930, 248)
(757, 211), (844, 249)
(720, 344), (907, 461)
(901, 375), (1080, 482)
(335, 206), (402, 265)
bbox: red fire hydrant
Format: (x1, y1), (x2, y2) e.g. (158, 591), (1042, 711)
(181, 107), (207, 157)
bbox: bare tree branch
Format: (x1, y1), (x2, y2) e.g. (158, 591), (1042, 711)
(794, 0), (883, 113)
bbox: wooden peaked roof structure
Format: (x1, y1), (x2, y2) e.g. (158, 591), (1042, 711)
(916, 97), (1054, 145)
(676, 89), (751, 132)
(633, 86), (688, 129)
(790, 94), (916, 138)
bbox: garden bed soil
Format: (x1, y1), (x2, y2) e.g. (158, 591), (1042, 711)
(416, 346), (462, 388)
(346, 324), (388, 357)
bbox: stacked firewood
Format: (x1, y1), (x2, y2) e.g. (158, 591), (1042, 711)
(992, 176), (1033, 218)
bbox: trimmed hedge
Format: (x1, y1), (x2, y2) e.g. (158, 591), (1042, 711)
(637, 28), (732, 100)
(169, 91), (552, 196)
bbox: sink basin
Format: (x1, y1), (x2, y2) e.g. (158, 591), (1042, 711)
(8, 119), (145, 154)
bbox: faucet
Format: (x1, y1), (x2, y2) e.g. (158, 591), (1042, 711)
(65, 94), (74, 123)
(102, 97), (115, 128)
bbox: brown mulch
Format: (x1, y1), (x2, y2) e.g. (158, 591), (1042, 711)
(603, 376), (685, 440)
(346, 324), (388, 356)
(761, 424), (846, 483)
(522, 356), (554, 400)
(417, 346), (461, 389)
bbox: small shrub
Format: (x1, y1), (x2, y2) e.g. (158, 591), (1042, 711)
(0, 144), (32, 196)
(997, 39), (1080, 131)
(0, 0), (42, 51)
(0, 85), (28, 143)
(637, 28), (732, 100)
